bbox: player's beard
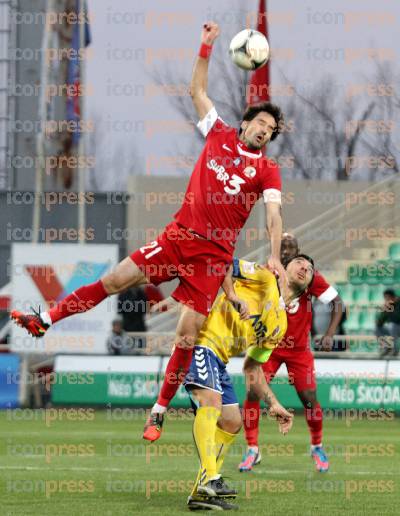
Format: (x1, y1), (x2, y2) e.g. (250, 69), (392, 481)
(251, 133), (268, 150)
(241, 128), (266, 150)
(243, 135), (263, 150)
(288, 280), (307, 298)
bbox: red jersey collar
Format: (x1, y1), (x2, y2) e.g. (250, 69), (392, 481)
(236, 139), (263, 159)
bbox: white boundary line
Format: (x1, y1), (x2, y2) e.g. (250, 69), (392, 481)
(0, 465), (398, 475)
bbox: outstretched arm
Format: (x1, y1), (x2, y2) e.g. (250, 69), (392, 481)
(265, 202), (287, 285)
(221, 264), (236, 299)
(190, 22), (220, 120)
(222, 264), (249, 320)
(243, 355), (293, 435)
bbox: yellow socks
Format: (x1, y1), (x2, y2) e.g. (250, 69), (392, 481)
(192, 406), (221, 484)
(191, 422), (237, 496)
(215, 426), (237, 474)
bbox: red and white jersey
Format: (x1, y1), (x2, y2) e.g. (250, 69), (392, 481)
(174, 107), (282, 253)
(276, 271), (338, 353)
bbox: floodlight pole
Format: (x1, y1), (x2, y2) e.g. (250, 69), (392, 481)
(78, 0), (86, 243)
(33, 0), (54, 243)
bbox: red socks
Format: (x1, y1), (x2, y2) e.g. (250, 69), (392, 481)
(243, 400), (323, 447)
(305, 403), (323, 445)
(48, 280), (108, 324)
(243, 400), (323, 448)
(157, 346), (194, 407)
(243, 400), (261, 447)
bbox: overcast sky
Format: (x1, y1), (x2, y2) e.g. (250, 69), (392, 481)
(85, 0), (399, 187)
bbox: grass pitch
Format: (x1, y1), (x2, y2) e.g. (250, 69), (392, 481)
(0, 408), (399, 515)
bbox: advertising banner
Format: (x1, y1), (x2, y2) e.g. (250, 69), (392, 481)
(52, 356), (400, 411)
(0, 354), (20, 409)
(11, 244), (119, 354)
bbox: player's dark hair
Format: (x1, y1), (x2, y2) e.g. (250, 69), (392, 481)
(284, 254), (315, 296)
(286, 253), (315, 270)
(241, 102), (284, 141)
(383, 289), (396, 297)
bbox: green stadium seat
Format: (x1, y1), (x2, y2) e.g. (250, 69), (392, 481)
(359, 311), (376, 333)
(375, 259), (391, 267)
(364, 265), (381, 285)
(389, 242), (400, 260)
(358, 340), (378, 353)
(381, 262), (400, 285)
(343, 310), (360, 334)
(348, 264), (365, 285)
(352, 284), (370, 305)
(369, 284), (385, 304)
(348, 262), (400, 287)
(348, 338), (378, 353)
(335, 283), (353, 305)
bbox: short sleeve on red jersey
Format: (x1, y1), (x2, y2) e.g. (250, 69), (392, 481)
(261, 160), (282, 204)
(309, 272), (338, 304)
(197, 106), (232, 139)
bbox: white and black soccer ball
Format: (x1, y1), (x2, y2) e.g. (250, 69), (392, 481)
(229, 29), (270, 71)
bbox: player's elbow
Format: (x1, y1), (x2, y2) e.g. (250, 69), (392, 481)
(190, 90), (204, 118)
(189, 82), (203, 99)
(189, 83), (196, 98)
(190, 89), (208, 113)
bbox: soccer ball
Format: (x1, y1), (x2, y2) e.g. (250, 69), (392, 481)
(229, 29), (270, 71)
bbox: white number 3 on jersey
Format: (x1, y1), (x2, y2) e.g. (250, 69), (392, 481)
(224, 174), (245, 195)
(287, 297), (300, 314)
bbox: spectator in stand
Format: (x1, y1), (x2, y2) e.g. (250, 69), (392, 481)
(116, 285), (165, 350)
(376, 289), (400, 357)
(118, 287), (147, 349)
(107, 318), (133, 355)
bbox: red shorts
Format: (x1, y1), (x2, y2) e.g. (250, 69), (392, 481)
(262, 348), (316, 392)
(130, 222), (232, 316)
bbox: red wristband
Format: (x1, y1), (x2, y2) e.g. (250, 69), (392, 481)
(199, 43), (212, 59)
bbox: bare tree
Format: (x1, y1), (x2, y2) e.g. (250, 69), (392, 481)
(359, 62), (399, 179)
(272, 70), (377, 181)
(86, 110), (138, 191)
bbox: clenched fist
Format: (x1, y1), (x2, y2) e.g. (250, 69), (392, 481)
(201, 21), (220, 46)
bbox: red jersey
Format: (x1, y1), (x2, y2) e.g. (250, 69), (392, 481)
(174, 107), (282, 253)
(277, 271), (338, 353)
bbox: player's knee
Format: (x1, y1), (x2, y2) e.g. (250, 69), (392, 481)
(230, 414), (242, 434)
(196, 389), (221, 410)
(299, 390), (318, 408)
(102, 272), (125, 295)
(219, 414), (242, 434)
(223, 421), (242, 434)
